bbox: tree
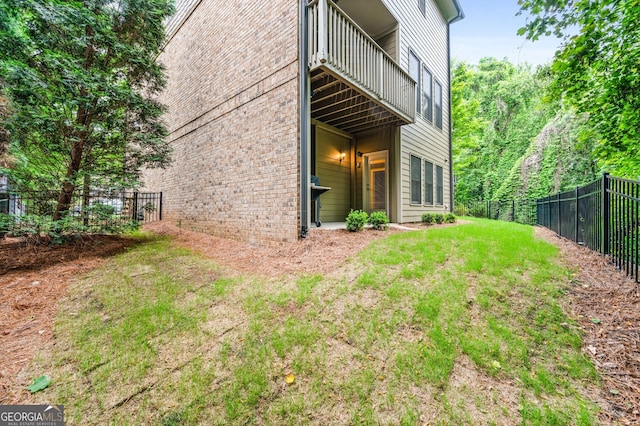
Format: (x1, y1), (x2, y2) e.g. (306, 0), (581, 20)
(0, 0), (174, 219)
(518, 0), (640, 177)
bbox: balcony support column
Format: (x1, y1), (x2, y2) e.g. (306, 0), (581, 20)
(318, 0), (328, 63)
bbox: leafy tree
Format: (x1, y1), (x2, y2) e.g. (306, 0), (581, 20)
(452, 58), (554, 202)
(451, 57), (599, 204)
(0, 0), (174, 219)
(518, 0), (640, 177)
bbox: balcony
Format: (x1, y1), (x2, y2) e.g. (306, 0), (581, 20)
(308, 0), (416, 134)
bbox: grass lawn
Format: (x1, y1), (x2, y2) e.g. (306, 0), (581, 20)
(30, 218), (600, 425)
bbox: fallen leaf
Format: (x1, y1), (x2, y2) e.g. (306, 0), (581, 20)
(285, 373), (295, 385)
(491, 360), (501, 369)
(27, 376), (51, 393)
(591, 318), (601, 324)
(587, 345), (597, 355)
(610, 389), (620, 395)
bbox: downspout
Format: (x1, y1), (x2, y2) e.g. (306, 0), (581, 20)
(300, 0), (310, 238)
(447, 22), (454, 213)
(447, 2), (464, 212)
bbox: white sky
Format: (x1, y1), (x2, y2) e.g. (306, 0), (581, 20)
(450, 1), (566, 67)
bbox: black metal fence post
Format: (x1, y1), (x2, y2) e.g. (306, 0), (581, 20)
(159, 192), (163, 221)
(575, 186), (579, 244)
(132, 192), (139, 222)
(603, 172), (610, 255)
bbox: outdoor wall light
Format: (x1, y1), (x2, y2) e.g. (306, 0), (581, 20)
(339, 152), (346, 163)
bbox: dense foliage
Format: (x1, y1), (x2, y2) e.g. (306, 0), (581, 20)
(453, 1), (640, 204)
(0, 0), (174, 219)
(452, 58), (599, 203)
(518, 0), (640, 178)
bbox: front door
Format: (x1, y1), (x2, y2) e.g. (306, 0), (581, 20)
(363, 151), (389, 216)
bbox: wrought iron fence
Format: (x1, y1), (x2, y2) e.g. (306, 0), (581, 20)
(456, 173), (639, 283)
(0, 190), (162, 236)
(537, 173), (639, 283)
(454, 199), (537, 225)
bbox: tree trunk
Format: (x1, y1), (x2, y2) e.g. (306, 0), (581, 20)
(53, 136), (85, 220)
(53, 25), (95, 221)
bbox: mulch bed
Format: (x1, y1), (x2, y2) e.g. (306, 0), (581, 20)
(0, 235), (137, 404)
(535, 227), (640, 425)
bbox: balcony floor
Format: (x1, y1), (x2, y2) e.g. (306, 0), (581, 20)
(310, 68), (409, 135)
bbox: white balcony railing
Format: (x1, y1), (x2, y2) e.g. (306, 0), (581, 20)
(308, 0), (416, 123)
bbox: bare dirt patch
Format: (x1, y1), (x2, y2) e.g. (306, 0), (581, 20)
(535, 226), (640, 425)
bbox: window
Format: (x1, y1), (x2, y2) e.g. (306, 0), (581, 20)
(422, 67), (433, 122)
(418, 0), (425, 15)
(409, 50), (421, 115)
(424, 161), (433, 204)
(410, 155), (421, 204)
(435, 80), (443, 129)
(436, 165), (444, 205)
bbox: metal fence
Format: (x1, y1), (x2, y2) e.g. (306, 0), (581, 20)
(0, 190), (162, 235)
(456, 173), (639, 283)
(455, 199), (537, 225)
(537, 173), (639, 283)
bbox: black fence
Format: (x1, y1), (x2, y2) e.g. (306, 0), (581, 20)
(0, 190), (162, 236)
(456, 174), (639, 283)
(454, 199), (537, 225)
(537, 173), (639, 283)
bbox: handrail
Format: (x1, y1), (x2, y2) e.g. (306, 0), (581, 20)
(308, 0), (416, 121)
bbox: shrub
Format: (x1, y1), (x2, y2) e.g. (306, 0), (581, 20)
(469, 204), (487, 218)
(421, 212), (435, 225)
(88, 202), (116, 220)
(445, 213), (456, 223)
(453, 205), (468, 216)
(368, 211), (389, 230)
(0, 213), (13, 238)
(346, 209), (368, 232)
(434, 213), (444, 224)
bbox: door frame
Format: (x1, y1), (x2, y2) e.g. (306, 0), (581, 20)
(362, 150), (389, 217)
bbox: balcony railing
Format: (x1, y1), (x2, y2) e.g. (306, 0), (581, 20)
(308, 0), (416, 123)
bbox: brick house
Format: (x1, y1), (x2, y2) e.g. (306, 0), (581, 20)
(143, 0), (464, 246)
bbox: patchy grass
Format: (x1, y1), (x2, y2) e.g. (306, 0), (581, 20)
(31, 219), (600, 425)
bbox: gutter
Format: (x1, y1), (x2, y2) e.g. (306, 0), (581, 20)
(448, 0), (465, 24)
(300, 0), (310, 238)
(446, 2), (463, 211)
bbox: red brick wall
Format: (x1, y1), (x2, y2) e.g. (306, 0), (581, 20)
(144, 0), (301, 246)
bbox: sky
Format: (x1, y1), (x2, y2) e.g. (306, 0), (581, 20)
(450, 1), (565, 67)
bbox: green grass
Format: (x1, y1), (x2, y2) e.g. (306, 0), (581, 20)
(31, 219), (601, 425)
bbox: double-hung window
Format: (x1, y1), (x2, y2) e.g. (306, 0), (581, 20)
(409, 50), (421, 115)
(424, 161), (433, 204)
(436, 165), (444, 205)
(410, 155), (421, 204)
(418, 0), (425, 15)
(435, 80), (443, 129)
(422, 67), (433, 122)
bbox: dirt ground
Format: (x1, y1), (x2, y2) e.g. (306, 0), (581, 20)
(1, 222), (639, 423)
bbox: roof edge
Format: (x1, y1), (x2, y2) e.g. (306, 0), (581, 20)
(436, 0), (464, 24)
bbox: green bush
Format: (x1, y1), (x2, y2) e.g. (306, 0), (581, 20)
(368, 211), (389, 230)
(421, 212), (435, 224)
(346, 209), (368, 232)
(445, 213), (456, 223)
(0, 213), (13, 238)
(453, 205), (468, 216)
(469, 204), (487, 218)
(88, 202), (116, 220)
(434, 213), (444, 224)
